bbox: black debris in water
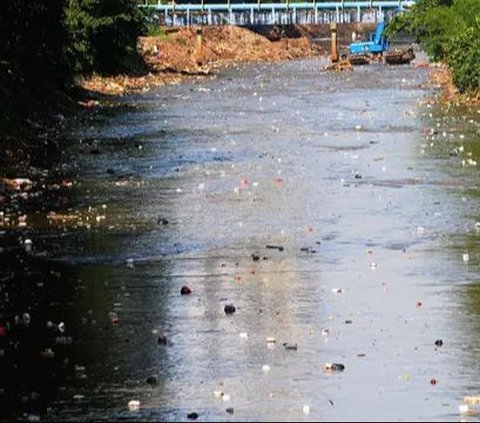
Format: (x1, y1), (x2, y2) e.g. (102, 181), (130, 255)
(146, 376), (157, 386)
(283, 343), (298, 351)
(181, 286), (192, 296)
(330, 363), (345, 372)
(266, 245), (284, 252)
(224, 304), (236, 315)
(187, 412), (199, 420)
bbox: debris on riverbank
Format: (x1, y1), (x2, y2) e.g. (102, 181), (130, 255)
(428, 64), (480, 106)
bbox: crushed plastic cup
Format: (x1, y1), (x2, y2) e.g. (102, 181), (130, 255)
(303, 405), (310, 414)
(463, 253), (470, 262)
(128, 400), (140, 411)
(24, 239), (33, 252)
(262, 365), (271, 373)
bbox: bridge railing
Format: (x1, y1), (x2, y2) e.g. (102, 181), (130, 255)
(138, 0), (416, 7)
(138, 0), (416, 26)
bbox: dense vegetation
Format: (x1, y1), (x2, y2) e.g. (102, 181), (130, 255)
(388, 0), (480, 93)
(0, 0), (146, 137)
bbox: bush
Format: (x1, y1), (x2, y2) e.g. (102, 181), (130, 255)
(388, 0), (480, 93)
(448, 22), (480, 93)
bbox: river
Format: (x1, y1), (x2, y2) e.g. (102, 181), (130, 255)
(2, 55), (480, 421)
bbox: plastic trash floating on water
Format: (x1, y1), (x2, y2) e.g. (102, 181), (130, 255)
(303, 405), (310, 414)
(324, 362), (345, 372)
(463, 253), (469, 262)
(128, 400), (140, 411)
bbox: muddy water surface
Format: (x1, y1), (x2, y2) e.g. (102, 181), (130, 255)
(3, 57), (480, 421)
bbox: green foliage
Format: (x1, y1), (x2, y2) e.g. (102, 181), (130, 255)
(66, 0), (147, 75)
(448, 19), (480, 92)
(146, 24), (168, 39)
(0, 0), (148, 137)
(388, 0), (480, 93)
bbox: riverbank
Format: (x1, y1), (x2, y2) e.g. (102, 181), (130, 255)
(80, 25), (319, 96)
(428, 64), (480, 106)
(80, 24), (375, 96)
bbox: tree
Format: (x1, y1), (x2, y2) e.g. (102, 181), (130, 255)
(0, 0), (72, 131)
(65, 0), (146, 75)
(388, 0), (480, 93)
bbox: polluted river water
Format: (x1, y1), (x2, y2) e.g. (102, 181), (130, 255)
(3, 55), (480, 421)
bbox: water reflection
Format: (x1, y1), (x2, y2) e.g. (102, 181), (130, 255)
(5, 57), (480, 421)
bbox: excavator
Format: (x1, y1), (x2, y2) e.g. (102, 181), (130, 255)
(346, 21), (415, 66)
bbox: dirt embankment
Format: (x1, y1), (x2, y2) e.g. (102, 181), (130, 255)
(81, 23), (376, 97)
(81, 25), (320, 96)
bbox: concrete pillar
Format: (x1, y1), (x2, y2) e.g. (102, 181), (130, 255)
(330, 22), (338, 62)
(195, 27), (203, 65)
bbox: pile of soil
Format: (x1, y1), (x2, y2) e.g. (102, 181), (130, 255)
(82, 25), (321, 96)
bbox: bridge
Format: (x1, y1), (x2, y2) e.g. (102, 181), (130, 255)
(139, 1), (416, 26)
